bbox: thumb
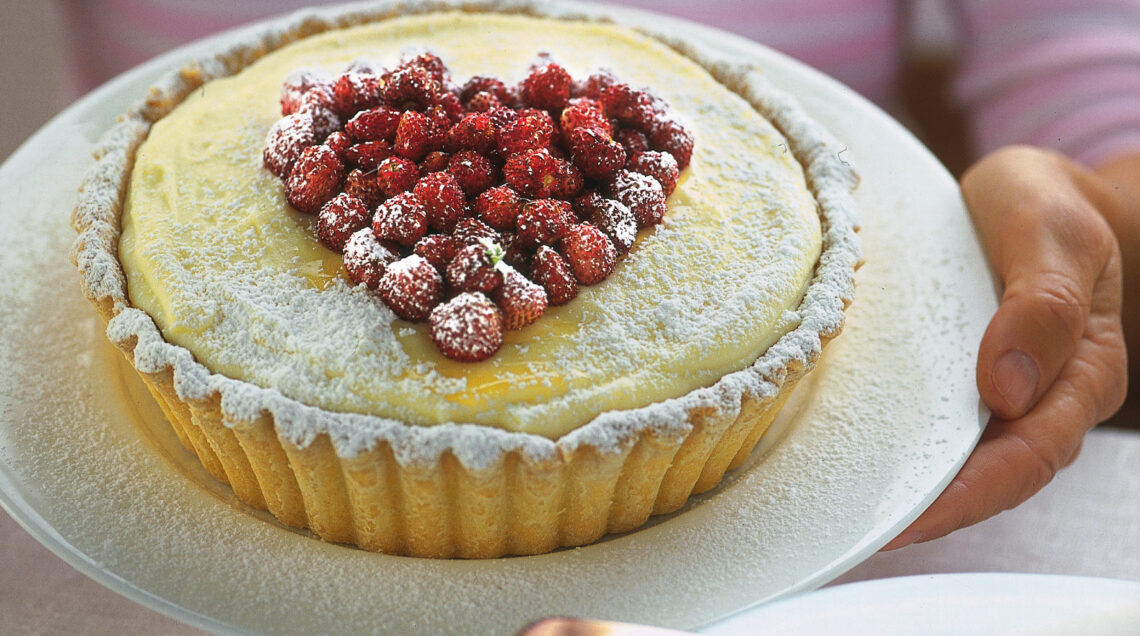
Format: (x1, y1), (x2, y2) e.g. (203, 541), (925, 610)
(962, 147), (1115, 419)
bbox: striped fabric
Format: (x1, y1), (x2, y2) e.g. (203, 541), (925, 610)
(58, 0), (1140, 166)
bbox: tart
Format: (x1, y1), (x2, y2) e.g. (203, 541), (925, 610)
(71, 3), (860, 558)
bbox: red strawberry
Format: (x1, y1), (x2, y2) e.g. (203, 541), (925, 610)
(559, 223), (617, 285)
(531, 245), (579, 306)
(429, 292), (504, 362)
(324, 130), (351, 159)
(460, 75), (514, 105)
(517, 199), (572, 248)
(377, 254), (445, 322)
(499, 231), (533, 274)
(560, 100), (612, 137)
(285, 144), (344, 214)
(520, 63), (573, 110)
(607, 169), (667, 228)
(317, 193), (371, 252)
(419, 150), (452, 173)
(578, 69), (618, 99)
(615, 128), (650, 155)
(345, 106), (402, 142)
(400, 51), (450, 87)
(452, 217), (500, 247)
(503, 148), (560, 198)
(413, 171), (466, 232)
(551, 159), (584, 199)
(343, 228), (399, 288)
(463, 90), (503, 114)
(447, 150), (497, 196)
(567, 127), (626, 180)
(574, 190), (637, 254)
(332, 71), (383, 117)
(473, 185), (524, 230)
(413, 233), (461, 271)
(432, 91), (465, 124)
(343, 168), (385, 208)
(394, 110), (443, 161)
(280, 69), (332, 115)
(493, 267), (548, 330)
(446, 240), (505, 294)
(599, 83), (656, 132)
(485, 105), (519, 130)
(375, 156), (419, 197)
(446, 112), (497, 155)
(344, 140), (392, 171)
(649, 118), (694, 169)
(628, 150), (680, 196)
(384, 65), (440, 111)
(372, 191), (429, 247)
(263, 113), (317, 178)
(497, 111), (555, 158)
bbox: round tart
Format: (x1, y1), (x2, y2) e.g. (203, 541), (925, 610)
(71, 3), (860, 558)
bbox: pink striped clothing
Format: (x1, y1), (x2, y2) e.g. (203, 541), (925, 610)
(59, 0), (1140, 166)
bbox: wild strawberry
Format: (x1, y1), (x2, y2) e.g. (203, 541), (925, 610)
(302, 100), (342, 141)
(317, 193), (371, 252)
(493, 266), (548, 330)
(649, 118), (694, 169)
(473, 185), (523, 230)
(424, 103), (456, 134)
(343, 168), (386, 209)
(394, 110), (442, 161)
(375, 156), (419, 197)
(377, 254), (445, 322)
(344, 140), (392, 171)
(463, 91), (503, 114)
(503, 148), (560, 198)
(263, 112), (317, 178)
(413, 233), (460, 271)
(399, 51), (450, 87)
(574, 190), (637, 254)
(332, 71), (383, 116)
(446, 240), (505, 294)
(419, 150), (451, 173)
(599, 84), (656, 132)
(560, 100), (612, 136)
(345, 106), (401, 142)
(520, 63), (572, 110)
(567, 127), (626, 180)
(285, 144), (344, 214)
(324, 130), (351, 159)
(607, 169), (667, 228)
(517, 199), (572, 247)
(452, 217), (500, 247)
(485, 105), (518, 130)
(460, 75), (514, 105)
(447, 150), (496, 196)
(578, 69), (618, 99)
(343, 227), (399, 289)
(413, 171), (466, 232)
(551, 160), (583, 199)
(433, 91), (465, 123)
(497, 111), (554, 157)
(530, 245), (578, 306)
(429, 292), (504, 362)
(500, 231), (532, 274)
(629, 150), (680, 196)
(615, 128), (650, 155)
(372, 191), (429, 247)
(559, 222), (617, 285)
(280, 69), (332, 115)
(384, 65), (439, 111)
(446, 112), (497, 155)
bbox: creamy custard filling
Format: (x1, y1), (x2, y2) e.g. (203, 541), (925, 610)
(119, 13), (822, 439)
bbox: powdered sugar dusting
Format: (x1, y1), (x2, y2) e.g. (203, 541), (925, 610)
(70, 2), (860, 469)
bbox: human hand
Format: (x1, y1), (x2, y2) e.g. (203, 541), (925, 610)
(884, 145), (1128, 550)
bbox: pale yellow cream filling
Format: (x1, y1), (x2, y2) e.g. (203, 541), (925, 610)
(120, 12), (822, 438)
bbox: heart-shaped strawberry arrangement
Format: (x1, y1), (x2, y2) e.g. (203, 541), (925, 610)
(263, 52), (693, 361)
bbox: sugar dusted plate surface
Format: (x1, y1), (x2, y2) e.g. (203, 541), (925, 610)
(0, 2), (991, 633)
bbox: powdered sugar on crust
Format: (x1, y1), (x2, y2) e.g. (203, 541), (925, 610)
(71, 1), (860, 470)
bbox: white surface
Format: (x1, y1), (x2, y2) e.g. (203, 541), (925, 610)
(0, 4), (994, 635)
(703, 573), (1140, 635)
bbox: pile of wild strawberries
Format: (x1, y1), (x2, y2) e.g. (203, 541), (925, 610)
(263, 52), (693, 361)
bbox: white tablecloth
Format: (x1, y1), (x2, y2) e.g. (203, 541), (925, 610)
(3, 426), (1137, 634)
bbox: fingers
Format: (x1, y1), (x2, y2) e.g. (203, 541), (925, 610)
(961, 147), (1121, 420)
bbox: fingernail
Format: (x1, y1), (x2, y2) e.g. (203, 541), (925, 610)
(883, 530), (924, 551)
(993, 349), (1039, 416)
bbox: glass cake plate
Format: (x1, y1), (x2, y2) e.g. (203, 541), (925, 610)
(0, 2), (994, 633)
